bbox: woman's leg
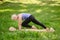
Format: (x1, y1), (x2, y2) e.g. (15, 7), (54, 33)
(30, 15), (47, 29)
(22, 17), (32, 28)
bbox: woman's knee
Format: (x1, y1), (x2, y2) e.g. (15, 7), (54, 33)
(22, 23), (27, 27)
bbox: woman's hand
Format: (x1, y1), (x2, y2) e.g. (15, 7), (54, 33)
(9, 27), (16, 31)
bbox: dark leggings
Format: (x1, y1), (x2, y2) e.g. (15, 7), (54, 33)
(22, 15), (46, 29)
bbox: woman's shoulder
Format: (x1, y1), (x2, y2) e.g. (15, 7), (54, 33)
(18, 14), (22, 17)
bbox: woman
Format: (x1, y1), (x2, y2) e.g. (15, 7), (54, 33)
(11, 13), (48, 30)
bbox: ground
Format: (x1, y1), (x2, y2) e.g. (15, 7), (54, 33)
(0, 0), (60, 40)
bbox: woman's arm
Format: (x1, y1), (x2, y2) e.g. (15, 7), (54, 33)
(18, 14), (22, 30)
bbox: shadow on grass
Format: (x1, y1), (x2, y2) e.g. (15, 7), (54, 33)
(38, 0), (60, 4)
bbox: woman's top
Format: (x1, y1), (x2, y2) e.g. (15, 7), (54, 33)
(22, 13), (31, 20)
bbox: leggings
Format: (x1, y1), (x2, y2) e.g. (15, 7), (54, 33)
(22, 15), (46, 29)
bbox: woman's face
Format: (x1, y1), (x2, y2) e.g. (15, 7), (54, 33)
(11, 15), (17, 20)
(13, 16), (17, 20)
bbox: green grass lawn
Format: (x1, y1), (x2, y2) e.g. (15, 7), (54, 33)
(0, 0), (60, 40)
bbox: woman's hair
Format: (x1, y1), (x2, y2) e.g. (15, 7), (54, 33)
(11, 14), (17, 20)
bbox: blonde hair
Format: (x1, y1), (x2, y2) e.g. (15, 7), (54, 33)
(11, 14), (17, 20)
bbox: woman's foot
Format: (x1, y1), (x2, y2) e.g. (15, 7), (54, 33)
(50, 27), (55, 32)
(31, 25), (37, 29)
(45, 27), (55, 32)
(45, 28), (50, 32)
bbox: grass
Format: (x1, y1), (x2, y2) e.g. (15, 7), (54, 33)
(0, 0), (60, 40)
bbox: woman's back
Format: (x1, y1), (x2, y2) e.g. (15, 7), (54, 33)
(22, 13), (31, 20)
